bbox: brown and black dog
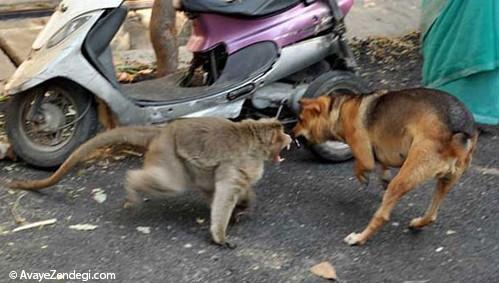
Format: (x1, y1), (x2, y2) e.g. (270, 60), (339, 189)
(293, 88), (478, 245)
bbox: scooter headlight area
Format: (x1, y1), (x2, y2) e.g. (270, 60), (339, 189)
(5, 9), (103, 95)
(46, 14), (94, 49)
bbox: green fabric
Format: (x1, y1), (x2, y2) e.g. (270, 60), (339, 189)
(421, 0), (499, 125)
(420, 0), (447, 40)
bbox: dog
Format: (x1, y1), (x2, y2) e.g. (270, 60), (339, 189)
(293, 88), (478, 245)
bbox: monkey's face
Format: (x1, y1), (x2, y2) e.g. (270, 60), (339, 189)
(292, 96), (332, 144)
(245, 118), (292, 163)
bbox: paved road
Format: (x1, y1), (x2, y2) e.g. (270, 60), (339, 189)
(1, 36), (498, 282)
(1, 134), (498, 282)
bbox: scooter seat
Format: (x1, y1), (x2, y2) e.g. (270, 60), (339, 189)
(179, 0), (301, 17)
(121, 41), (278, 106)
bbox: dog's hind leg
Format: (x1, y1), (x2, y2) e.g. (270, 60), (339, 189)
(344, 141), (440, 245)
(408, 135), (476, 229)
(409, 172), (461, 229)
(377, 164), (392, 190)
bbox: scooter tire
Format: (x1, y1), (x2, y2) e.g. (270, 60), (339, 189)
(6, 84), (98, 168)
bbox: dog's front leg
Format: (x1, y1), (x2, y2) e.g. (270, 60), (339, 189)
(347, 134), (375, 186)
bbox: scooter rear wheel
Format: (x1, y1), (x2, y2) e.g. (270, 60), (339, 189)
(301, 70), (369, 162)
(6, 83), (98, 168)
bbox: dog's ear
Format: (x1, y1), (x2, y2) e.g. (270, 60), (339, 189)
(302, 102), (321, 114)
(299, 98), (313, 106)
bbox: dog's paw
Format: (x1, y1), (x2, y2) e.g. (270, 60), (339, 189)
(344, 232), (366, 246)
(409, 217), (434, 229)
(356, 174), (369, 186)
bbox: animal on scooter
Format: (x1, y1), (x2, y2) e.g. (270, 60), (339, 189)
(7, 117), (292, 248)
(293, 88), (478, 245)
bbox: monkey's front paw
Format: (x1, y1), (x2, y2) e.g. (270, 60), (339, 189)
(221, 241), (237, 249)
(211, 227), (233, 248)
(211, 237), (237, 249)
(344, 232), (366, 246)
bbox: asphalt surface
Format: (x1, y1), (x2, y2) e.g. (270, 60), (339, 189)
(1, 35), (499, 282)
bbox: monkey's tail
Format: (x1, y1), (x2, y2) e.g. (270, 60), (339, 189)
(8, 126), (162, 190)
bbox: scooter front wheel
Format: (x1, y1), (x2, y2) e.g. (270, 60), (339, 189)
(6, 83), (98, 168)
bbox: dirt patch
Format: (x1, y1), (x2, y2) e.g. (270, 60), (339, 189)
(351, 31), (422, 90)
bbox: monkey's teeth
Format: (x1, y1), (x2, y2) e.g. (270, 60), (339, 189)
(279, 157), (285, 162)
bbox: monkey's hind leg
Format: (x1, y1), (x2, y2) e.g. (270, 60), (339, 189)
(124, 166), (187, 208)
(233, 188), (256, 223)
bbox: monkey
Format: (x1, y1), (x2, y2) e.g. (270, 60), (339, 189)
(6, 117), (292, 247)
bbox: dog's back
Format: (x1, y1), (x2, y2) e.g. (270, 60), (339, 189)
(367, 88), (476, 139)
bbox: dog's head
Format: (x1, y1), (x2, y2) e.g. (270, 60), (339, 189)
(292, 96), (334, 144)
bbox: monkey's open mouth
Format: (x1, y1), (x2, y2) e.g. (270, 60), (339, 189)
(273, 143), (291, 163)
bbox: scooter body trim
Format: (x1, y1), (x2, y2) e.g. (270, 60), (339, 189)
(188, 0), (353, 53)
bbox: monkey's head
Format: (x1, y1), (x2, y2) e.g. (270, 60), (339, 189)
(292, 96), (334, 144)
(244, 119), (292, 163)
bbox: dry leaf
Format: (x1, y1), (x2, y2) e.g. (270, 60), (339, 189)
(11, 192), (27, 224)
(0, 142), (10, 159)
(311, 261), (337, 280)
(91, 188), (107, 204)
(69, 224), (98, 231)
(12, 218), (57, 233)
(122, 149), (142, 157)
(136, 226), (151, 234)
(117, 72), (133, 82)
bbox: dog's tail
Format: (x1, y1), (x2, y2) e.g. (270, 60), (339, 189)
(450, 131), (478, 169)
(8, 126), (162, 190)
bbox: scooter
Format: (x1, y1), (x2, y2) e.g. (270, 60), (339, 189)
(4, 0), (368, 168)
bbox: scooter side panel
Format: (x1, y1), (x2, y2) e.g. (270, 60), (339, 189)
(187, 0), (353, 54)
